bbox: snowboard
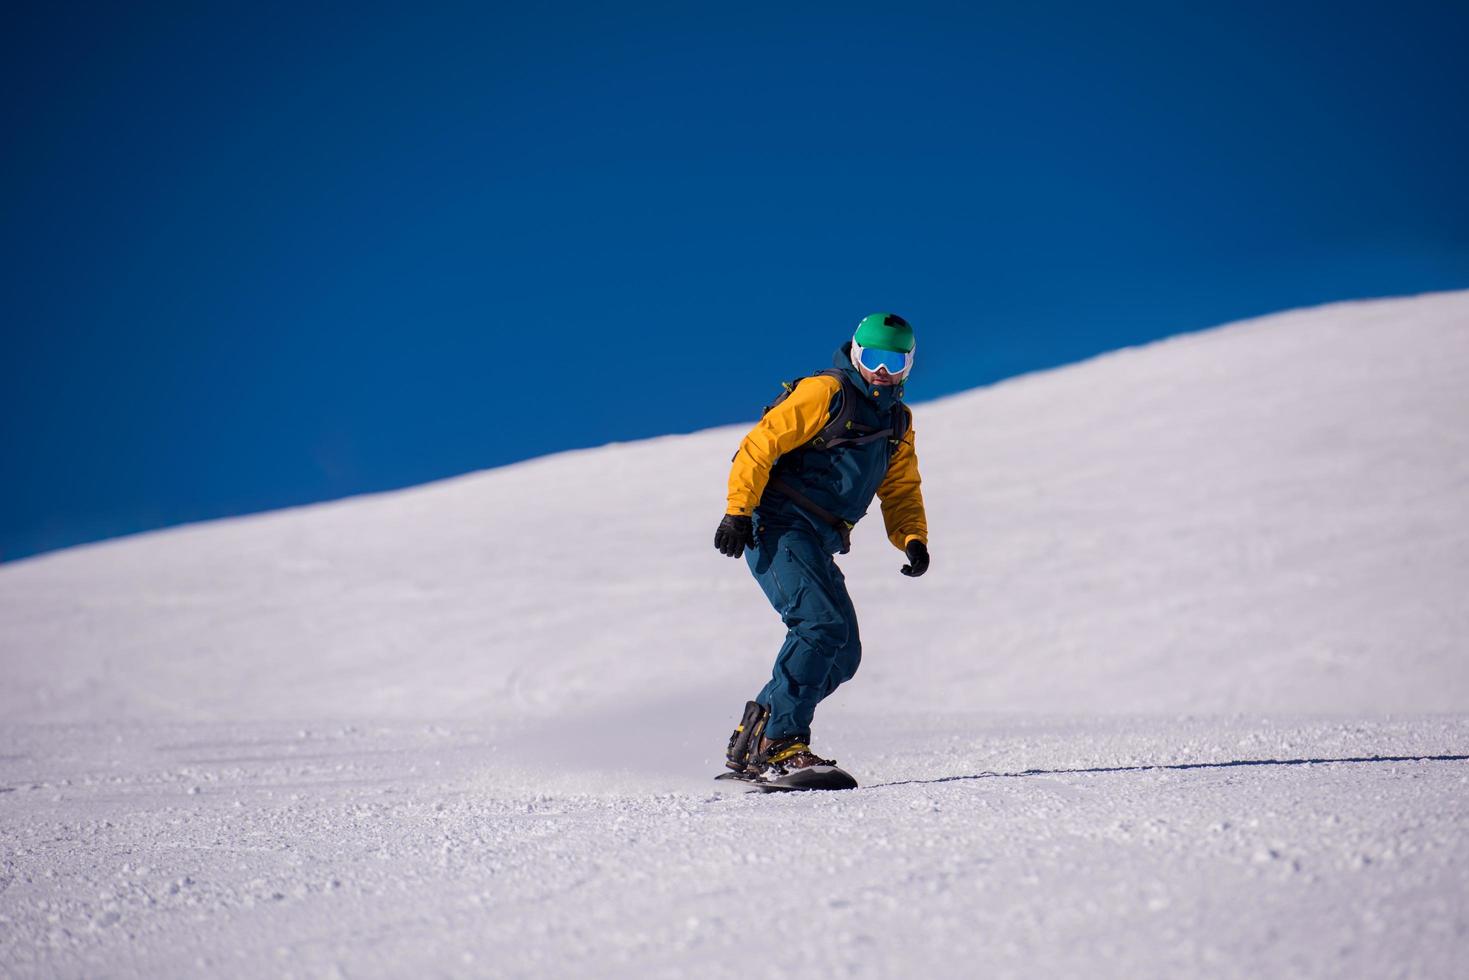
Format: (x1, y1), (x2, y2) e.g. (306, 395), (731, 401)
(715, 765), (859, 793)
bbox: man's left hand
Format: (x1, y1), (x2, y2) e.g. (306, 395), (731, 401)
(901, 540), (929, 578)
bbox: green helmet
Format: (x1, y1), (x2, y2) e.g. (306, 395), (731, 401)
(854, 312), (915, 353)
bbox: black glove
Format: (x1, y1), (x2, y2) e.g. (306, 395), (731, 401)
(714, 514), (756, 559)
(901, 539), (929, 577)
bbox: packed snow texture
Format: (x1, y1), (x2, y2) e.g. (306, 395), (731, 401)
(2, 292), (1468, 977)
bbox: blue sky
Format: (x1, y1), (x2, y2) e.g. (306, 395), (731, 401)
(4, 2), (1467, 561)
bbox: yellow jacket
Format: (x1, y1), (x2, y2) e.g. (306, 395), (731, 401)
(726, 374), (927, 551)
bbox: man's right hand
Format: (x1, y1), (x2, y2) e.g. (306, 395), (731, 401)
(714, 514), (756, 559)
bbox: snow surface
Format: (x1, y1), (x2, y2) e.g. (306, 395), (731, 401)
(2, 292), (1468, 977)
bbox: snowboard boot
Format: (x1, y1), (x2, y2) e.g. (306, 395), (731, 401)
(753, 734), (837, 779)
(725, 701), (770, 773)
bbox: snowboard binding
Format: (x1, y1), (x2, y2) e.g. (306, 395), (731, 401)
(724, 700), (769, 773)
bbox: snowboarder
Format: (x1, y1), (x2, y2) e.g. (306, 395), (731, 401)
(714, 313), (929, 788)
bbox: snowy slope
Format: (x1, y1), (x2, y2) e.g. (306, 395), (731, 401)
(4, 293), (1468, 726)
(2, 292), (1468, 978)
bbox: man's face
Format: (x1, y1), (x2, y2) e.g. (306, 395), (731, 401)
(858, 363), (901, 387)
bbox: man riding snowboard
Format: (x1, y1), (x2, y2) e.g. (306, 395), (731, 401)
(715, 313), (929, 785)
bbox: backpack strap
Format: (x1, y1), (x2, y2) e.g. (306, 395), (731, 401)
(887, 403), (912, 456)
(804, 369), (856, 449)
(765, 477), (855, 554)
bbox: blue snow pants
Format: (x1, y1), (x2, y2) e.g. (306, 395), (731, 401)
(746, 515), (861, 742)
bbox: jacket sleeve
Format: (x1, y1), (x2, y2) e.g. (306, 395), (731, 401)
(726, 375), (841, 516)
(877, 409), (927, 551)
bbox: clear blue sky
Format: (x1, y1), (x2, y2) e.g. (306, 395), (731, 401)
(4, 2), (1467, 561)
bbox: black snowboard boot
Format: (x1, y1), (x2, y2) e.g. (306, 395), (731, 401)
(725, 701), (770, 772)
(753, 734), (837, 778)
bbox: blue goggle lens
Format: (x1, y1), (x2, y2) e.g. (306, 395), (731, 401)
(858, 346), (910, 374)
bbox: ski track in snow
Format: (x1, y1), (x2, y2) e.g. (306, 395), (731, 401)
(3, 292), (1469, 977)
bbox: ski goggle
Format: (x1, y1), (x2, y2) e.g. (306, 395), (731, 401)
(852, 338), (914, 378)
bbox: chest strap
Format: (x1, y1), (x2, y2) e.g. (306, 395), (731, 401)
(820, 425), (894, 450)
